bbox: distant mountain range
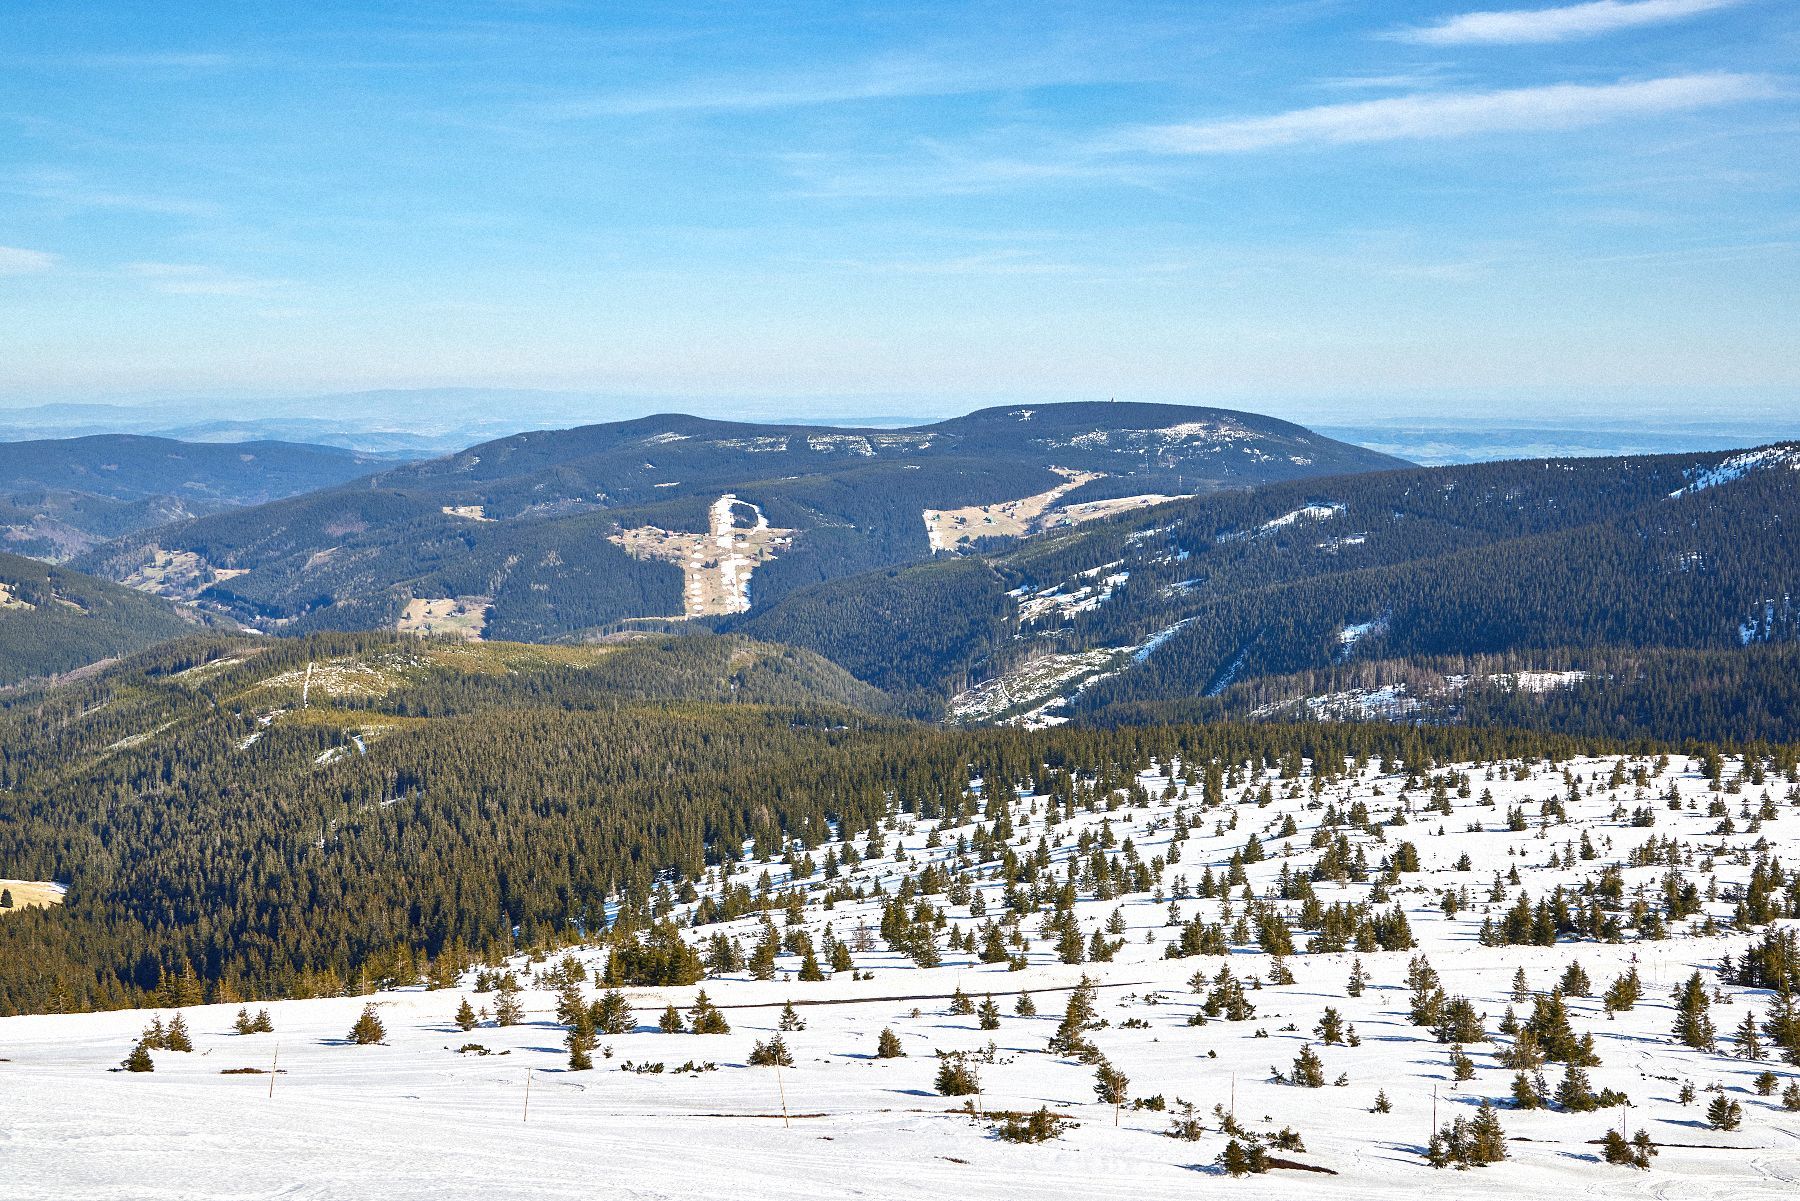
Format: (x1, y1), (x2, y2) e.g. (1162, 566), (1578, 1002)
(0, 435), (394, 562)
(0, 390), (946, 457)
(3, 402), (1796, 742)
(0, 394), (561, 457)
(70, 402), (1405, 641)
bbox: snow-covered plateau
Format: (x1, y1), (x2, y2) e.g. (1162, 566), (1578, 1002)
(5, 753), (1800, 1199)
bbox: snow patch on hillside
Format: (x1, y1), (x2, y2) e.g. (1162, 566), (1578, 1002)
(1132, 618), (1194, 663)
(1334, 616), (1387, 659)
(1669, 444), (1800, 498)
(1254, 669), (1592, 722)
(1217, 502), (1343, 544)
(947, 649), (1120, 724)
(1740, 595), (1797, 644)
(1015, 567), (1128, 623)
(1253, 683), (1421, 721)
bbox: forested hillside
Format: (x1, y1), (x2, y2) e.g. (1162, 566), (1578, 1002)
(0, 551), (204, 686)
(738, 445), (1800, 739)
(73, 404), (1404, 638)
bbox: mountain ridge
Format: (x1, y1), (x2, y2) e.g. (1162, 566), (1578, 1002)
(72, 402), (1406, 640)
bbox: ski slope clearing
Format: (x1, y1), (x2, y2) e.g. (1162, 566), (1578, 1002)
(611, 494), (794, 617)
(925, 469), (1195, 552)
(924, 469), (1105, 551)
(5, 753), (1800, 1198)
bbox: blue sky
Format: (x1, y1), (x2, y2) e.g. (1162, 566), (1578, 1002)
(1, 0), (1796, 423)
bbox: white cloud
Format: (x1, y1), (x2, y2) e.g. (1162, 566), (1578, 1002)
(1122, 74), (1773, 155)
(126, 262), (281, 297)
(62, 52), (237, 70)
(827, 250), (1081, 277)
(1398, 0), (1743, 46)
(535, 46), (1149, 118)
(0, 246), (57, 275)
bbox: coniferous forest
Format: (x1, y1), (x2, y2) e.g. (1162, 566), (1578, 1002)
(0, 628), (1731, 1016)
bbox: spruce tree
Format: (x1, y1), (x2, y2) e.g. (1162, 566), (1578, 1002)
(748, 934), (778, 981)
(593, 990), (633, 1035)
(1554, 1062), (1598, 1111)
(1449, 1046), (1476, 1081)
(690, 990), (730, 1034)
(1705, 1095), (1742, 1130)
(455, 996), (478, 1031)
(1602, 967), (1642, 1013)
(1600, 1129), (1634, 1167)
(1733, 1010), (1763, 1059)
(348, 1003), (386, 1045)
(1217, 1138), (1265, 1175)
(749, 1033), (795, 1068)
(934, 1053), (979, 1095)
(876, 1027), (905, 1058)
(1510, 1072), (1544, 1109)
(1093, 1059), (1130, 1124)
(1288, 1044), (1327, 1088)
(1672, 972), (1715, 1050)
(1468, 1101), (1508, 1164)
(566, 1008), (596, 1071)
(1510, 967), (1531, 1003)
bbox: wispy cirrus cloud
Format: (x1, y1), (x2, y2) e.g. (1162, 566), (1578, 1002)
(543, 59), (1003, 117)
(1120, 73), (1775, 155)
(62, 52), (236, 70)
(125, 262), (283, 296)
(0, 246), (58, 275)
(1395, 0), (1744, 46)
(9, 173), (223, 219)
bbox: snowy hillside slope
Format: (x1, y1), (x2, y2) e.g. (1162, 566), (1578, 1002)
(5, 751), (1800, 1197)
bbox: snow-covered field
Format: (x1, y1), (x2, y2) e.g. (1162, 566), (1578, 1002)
(6, 754), (1800, 1199)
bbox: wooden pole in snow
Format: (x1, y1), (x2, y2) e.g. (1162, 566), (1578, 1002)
(268, 1043), (278, 1098)
(523, 1067), (533, 1123)
(776, 1064), (790, 1128)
